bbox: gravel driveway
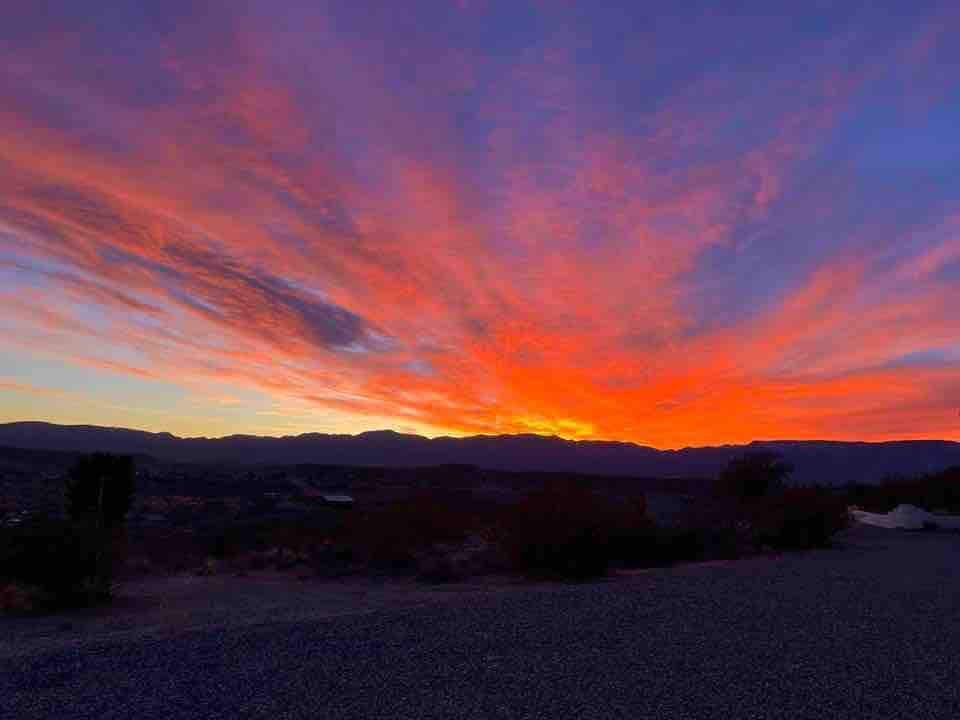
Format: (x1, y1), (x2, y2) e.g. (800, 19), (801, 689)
(4, 525), (960, 719)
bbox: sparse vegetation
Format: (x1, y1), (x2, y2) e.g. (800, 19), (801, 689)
(842, 467), (960, 514)
(496, 483), (648, 580)
(611, 524), (741, 567)
(66, 453), (136, 528)
(713, 451), (793, 501)
(0, 580), (42, 614)
(0, 517), (113, 610)
(343, 490), (482, 571)
(713, 453), (849, 550)
(751, 487), (850, 549)
(0, 446), (897, 608)
(0, 452), (136, 613)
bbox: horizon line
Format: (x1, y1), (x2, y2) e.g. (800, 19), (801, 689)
(3, 419), (959, 452)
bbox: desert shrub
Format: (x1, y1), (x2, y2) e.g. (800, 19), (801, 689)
(124, 529), (206, 574)
(0, 582), (43, 614)
(841, 482), (874, 509)
(267, 516), (344, 554)
(920, 467), (960, 511)
(700, 525), (743, 560)
(210, 512), (342, 558)
(612, 526), (703, 567)
(751, 488), (850, 550)
(412, 546), (468, 583)
(412, 533), (507, 583)
(714, 452), (792, 502)
(0, 519), (116, 608)
(66, 453), (135, 529)
(309, 541), (355, 578)
(343, 491), (476, 570)
(0, 453), (138, 610)
(496, 484), (647, 580)
(162, 508), (350, 576)
(843, 474), (918, 512)
(609, 521), (743, 568)
(195, 556), (221, 576)
(607, 523), (672, 568)
(843, 468), (960, 513)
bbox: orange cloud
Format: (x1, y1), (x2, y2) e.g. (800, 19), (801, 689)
(2, 3), (959, 447)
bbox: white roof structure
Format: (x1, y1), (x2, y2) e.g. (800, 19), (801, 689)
(851, 504), (960, 530)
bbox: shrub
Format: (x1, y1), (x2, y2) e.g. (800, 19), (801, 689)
(613, 526), (702, 567)
(412, 533), (507, 583)
(609, 521), (745, 568)
(496, 484), (647, 580)
(714, 452), (792, 502)
(751, 488), (850, 550)
(842, 467), (960, 514)
(412, 546), (468, 583)
(66, 453), (136, 529)
(209, 511), (344, 560)
(710, 453), (849, 551)
(124, 528), (206, 575)
(309, 541), (355, 578)
(922, 467), (960, 511)
(0, 453), (138, 611)
(0, 519), (115, 608)
(343, 491), (476, 570)
(0, 582), (42, 614)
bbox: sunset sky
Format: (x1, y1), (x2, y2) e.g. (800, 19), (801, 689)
(2, 1), (959, 447)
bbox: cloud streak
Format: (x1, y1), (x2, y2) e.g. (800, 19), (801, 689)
(2, 1), (959, 446)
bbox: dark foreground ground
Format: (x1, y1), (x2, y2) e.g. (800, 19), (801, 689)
(4, 525), (960, 719)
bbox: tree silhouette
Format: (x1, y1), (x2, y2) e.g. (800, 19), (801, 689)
(714, 452), (792, 501)
(66, 453), (136, 530)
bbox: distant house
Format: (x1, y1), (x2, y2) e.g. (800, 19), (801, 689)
(320, 494), (354, 508)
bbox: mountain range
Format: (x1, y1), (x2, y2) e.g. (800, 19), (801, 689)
(1, 422), (959, 485)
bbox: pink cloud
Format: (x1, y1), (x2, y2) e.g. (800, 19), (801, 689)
(1, 3), (959, 446)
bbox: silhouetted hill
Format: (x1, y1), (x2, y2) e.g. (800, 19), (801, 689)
(0, 422), (958, 485)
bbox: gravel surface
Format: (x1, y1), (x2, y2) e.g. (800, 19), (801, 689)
(0, 573), (537, 660)
(5, 526), (960, 719)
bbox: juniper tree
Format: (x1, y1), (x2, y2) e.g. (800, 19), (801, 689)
(66, 452), (136, 531)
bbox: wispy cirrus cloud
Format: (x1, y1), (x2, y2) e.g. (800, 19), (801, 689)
(1, 1), (959, 446)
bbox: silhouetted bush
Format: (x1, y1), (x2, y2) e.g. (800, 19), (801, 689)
(714, 452), (792, 502)
(0, 453), (137, 612)
(841, 467), (960, 513)
(0, 581), (43, 614)
(122, 528), (207, 575)
(710, 452), (850, 550)
(212, 512), (344, 557)
(66, 453), (135, 528)
(0, 518), (112, 609)
(496, 484), (648, 580)
(343, 491), (478, 570)
(751, 488), (850, 550)
(309, 540), (355, 578)
(411, 534), (506, 583)
(609, 519), (745, 568)
(120, 508), (352, 578)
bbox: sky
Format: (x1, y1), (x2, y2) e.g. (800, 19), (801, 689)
(1, 1), (959, 448)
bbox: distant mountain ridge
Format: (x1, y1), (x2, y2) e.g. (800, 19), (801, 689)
(1, 422), (959, 485)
